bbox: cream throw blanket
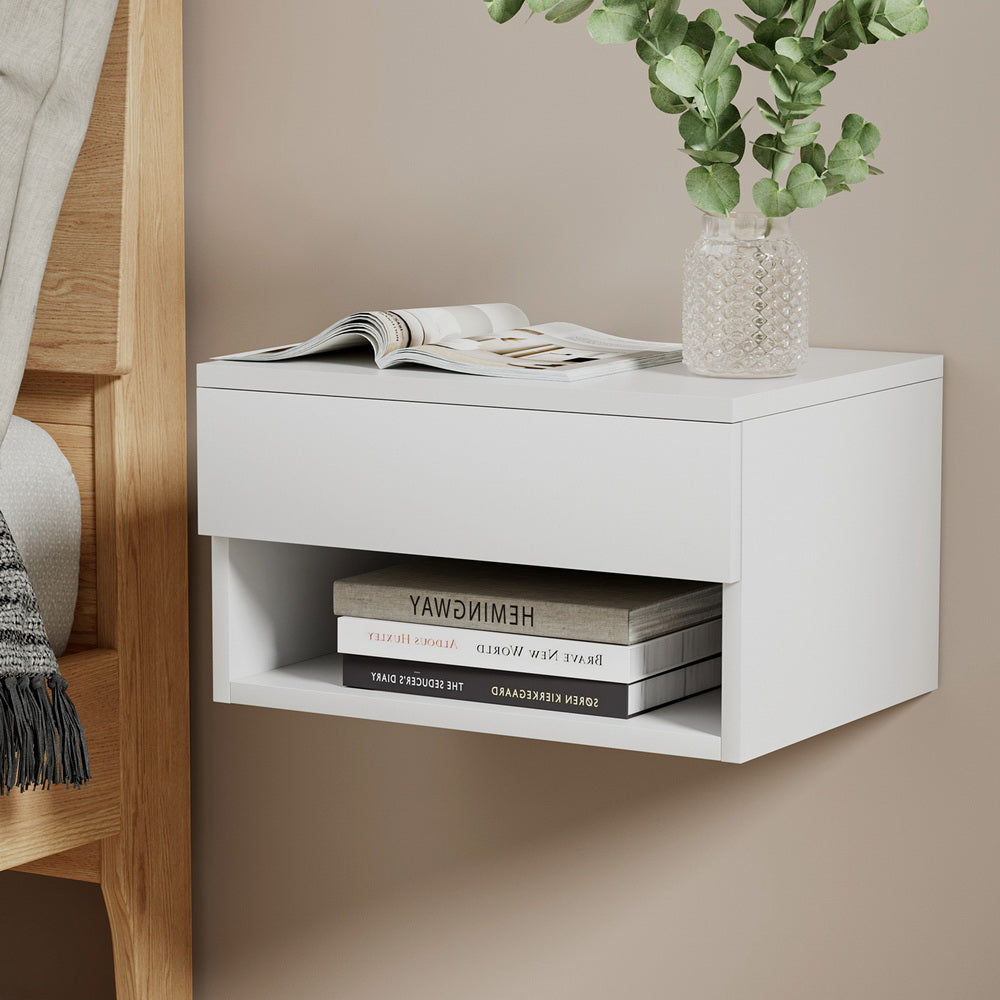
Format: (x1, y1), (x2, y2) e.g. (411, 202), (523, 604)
(0, 0), (118, 792)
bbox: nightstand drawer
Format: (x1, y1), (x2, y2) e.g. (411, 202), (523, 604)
(198, 388), (741, 581)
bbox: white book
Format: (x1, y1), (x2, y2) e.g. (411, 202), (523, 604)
(215, 302), (680, 381)
(336, 615), (722, 684)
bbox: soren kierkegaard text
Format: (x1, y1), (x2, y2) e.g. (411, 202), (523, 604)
(367, 631), (605, 667)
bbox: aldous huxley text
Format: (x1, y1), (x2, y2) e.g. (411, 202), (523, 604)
(365, 629), (605, 667)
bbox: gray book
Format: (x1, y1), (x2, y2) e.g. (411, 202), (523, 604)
(332, 558), (722, 645)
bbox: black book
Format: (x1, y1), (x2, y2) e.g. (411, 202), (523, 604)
(342, 653), (721, 720)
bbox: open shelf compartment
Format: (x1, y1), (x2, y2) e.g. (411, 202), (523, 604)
(212, 537), (725, 760)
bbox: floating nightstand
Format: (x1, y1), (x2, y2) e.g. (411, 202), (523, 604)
(197, 348), (942, 762)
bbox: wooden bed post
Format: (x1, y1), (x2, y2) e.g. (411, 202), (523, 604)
(96, 0), (192, 995)
(5, 0), (191, 995)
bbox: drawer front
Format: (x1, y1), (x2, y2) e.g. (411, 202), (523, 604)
(198, 388), (741, 581)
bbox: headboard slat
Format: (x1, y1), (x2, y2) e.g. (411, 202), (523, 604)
(12, 371), (94, 426)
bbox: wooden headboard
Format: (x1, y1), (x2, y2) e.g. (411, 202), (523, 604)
(2, 0), (192, 996)
(27, 4), (129, 377)
(13, 1), (133, 653)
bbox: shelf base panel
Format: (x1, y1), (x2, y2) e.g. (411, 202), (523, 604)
(227, 655), (724, 760)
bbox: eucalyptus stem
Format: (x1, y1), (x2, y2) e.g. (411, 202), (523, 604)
(717, 107), (753, 146)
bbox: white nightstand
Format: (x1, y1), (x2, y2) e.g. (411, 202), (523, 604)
(197, 348), (942, 762)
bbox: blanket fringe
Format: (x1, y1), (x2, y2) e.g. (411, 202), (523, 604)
(0, 673), (90, 794)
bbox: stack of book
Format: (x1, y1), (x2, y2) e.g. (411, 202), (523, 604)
(333, 559), (723, 720)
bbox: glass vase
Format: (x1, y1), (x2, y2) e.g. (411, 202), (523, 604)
(682, 213), (808, 378)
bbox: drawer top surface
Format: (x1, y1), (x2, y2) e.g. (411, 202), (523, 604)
(197, 348), (942, 423)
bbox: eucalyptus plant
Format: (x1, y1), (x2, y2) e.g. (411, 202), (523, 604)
(482, 0), (927, 217)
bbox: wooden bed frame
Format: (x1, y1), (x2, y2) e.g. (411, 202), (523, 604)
(0, 1), (191, 997)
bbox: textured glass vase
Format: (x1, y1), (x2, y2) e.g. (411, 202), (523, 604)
(682, 213), (808, 378)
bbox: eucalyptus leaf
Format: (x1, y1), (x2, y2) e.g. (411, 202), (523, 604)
(843, 0), (867, 43)
(684, 19), (716, 51)
(545, 0), (596, 23)
(754, 17), (798, 46)
(858, 122), (881, 154)
(735, 14), (762, 34)
(753, 133), (795, 173)
(636, 38), (659, 64)
(696, 8), (723, 30)
(828, 138), (869, 182)
(753, 177), (797, 216)
(650, 84), (688, 113)
(655, 45), (705, 96)
(649, 0), (683, 32)
(707, 64), (742, 116)
(782, 120), (821, 146)
(788, 0), (817, 25)
(800, 141), (826, 173)
(841, 113), (864, 139)
(882, 0), (927, 34)
(854, 0), (885, 17)
(686, 148), (740, 165)
(775, 54), (817, 83)
(867, 163), (885, 175)
(768, 70), (794, 103)
(715, 105), (747, 159)
(679, 109), (711, 148)
(703, 33), (740, 82)
(812, 43), (848, 65)
(822, 2), (865, 50)
(774, 36), (805, 61)
(787, 162), (827, 206)
(757, 96), (783, 130)
(796, 68), (835, 96)
(737, 42), (776, 70)
(527, 0), (562, 10)
(842, 114), (881, 154)
(867, 19), (900, 41)
(636, 11), (688, 62)
(776, 98), (821, 119)
(484, 0), (527, 23)
(743, 0), (785, 17)
(588, 5), (644, 42)
(685, 163), (741, 214)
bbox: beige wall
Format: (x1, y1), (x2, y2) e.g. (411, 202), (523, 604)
(4, 1), (999, 997)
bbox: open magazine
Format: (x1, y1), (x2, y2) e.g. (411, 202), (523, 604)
(216, 303), (681, 381)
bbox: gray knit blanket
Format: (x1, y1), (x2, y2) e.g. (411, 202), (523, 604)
(0, 507), (88, 793)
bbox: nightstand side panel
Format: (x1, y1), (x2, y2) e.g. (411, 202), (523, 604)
(723, 378), (942, 762)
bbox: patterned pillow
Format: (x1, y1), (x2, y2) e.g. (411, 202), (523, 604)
(0, 417), (81, 656)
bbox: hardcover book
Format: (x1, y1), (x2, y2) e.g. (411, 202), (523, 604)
(336, 616), (722, 684)
(333, 558), (723, 645)
(215, 302), (680, 381)
(342, 654), (722, 719)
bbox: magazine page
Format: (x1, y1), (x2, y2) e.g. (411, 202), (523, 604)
(214, 311), (408, 362)
(525, 322), (681, 355)
(393, 304), (529, 346)
(382, 328), (680, 382)
(214, 304), (529, 362)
